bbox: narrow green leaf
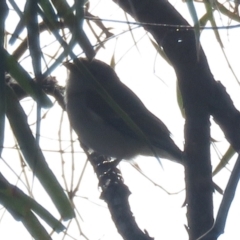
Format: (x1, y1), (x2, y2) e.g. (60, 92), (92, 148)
(186, 0), (201, 58)
(0, 173), (65, 232)
(5, 85), (75, 221)
(149, 38), (172, 66)
(186, 0), (199, 27)
(198, 12), (210, 27)
(21, 211), (53, 240)
(110, 50), (116, 69)
(0, 192), (52, 240)
(203, 1), (224, 48)
(0, 177), (52, 240)
(26, 0), (42, 78)
(5, 50), (53, 108)
(203, 2), (240, 85)
(0, 1), (8, 156)
(51, 0), (95, 59)
(38, 0), (59, 28)
(8, 0), (25, 45)
(213, 145), (236, 176)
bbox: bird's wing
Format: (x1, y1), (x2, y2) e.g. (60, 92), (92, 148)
(85, 88), (182, 161)
(85, 85), (171, 142)
(84, 89), (140, 140)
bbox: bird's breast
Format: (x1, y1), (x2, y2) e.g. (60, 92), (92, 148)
(66, 96), (143, 160)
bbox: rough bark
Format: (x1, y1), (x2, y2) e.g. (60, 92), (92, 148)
(88, 153), (154, 240)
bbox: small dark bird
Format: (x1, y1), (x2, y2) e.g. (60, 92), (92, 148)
(65, 58), (183, 164)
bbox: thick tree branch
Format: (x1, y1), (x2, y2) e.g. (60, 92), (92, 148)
(197, 154), (240, 240)
(112, 0), (217, 239)
(113, 0), (240, 239)
(88, 153), (154, 240)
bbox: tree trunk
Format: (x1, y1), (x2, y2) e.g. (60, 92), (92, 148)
(113, 0), (215, 239)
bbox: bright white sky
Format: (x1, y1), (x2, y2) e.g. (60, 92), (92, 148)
(1, 0), (240, 239)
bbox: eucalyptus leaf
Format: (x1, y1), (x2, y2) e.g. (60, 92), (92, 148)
(0, 173), (65, 233)
(5, 85), (75, 221)
(5, 50), (53, 108)
(213, 145), (236, 176)
(0, 1), (7, 157)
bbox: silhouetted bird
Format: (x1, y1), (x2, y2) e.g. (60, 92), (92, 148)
(65, 58), (183, 163)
